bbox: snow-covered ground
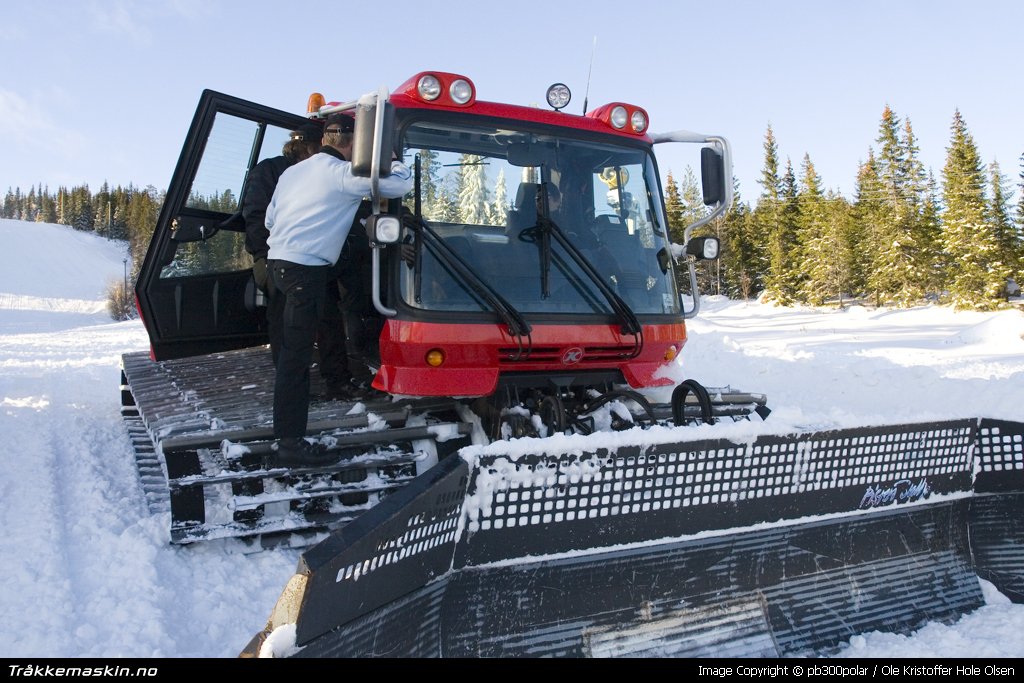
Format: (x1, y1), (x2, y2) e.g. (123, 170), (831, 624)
(1, 218), (1022, 658)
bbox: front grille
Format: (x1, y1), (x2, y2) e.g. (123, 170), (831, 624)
(498, 345), (634, 364)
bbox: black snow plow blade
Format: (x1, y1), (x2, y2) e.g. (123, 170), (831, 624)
(243, 418), (1024, 657)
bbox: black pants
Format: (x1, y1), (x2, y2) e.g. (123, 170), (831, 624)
(267, 260), (329, 439)
(316, 278), (350, 392)
(318, 254), (377, 388)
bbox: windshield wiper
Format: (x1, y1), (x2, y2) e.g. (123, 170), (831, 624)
(404, 214), (533, 359)
(526, 185), (644, 358)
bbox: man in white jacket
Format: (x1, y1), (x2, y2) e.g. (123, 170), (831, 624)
(265, 113), (413, 466)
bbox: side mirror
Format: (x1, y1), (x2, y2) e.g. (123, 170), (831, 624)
(700, 147), (725, 206)
(351, 101), (396, 178)
(686, 235), (720, 261)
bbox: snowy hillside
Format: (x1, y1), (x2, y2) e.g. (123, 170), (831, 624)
(0, 219), (131, 332)
(1, 220), (1022, 658)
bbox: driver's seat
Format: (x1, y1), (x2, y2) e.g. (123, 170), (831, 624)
(507, 183), (539, 231)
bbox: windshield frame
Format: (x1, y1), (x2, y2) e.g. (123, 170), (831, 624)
(391, 110), (680, 324)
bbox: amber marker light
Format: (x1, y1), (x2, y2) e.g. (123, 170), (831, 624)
(664, 345), (678, 362)
(425, 349), (446, 367)
(307, 92), (326, 115)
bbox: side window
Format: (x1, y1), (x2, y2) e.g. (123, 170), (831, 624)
(186, 115), (256, 210)
(159, 116), (294, 279)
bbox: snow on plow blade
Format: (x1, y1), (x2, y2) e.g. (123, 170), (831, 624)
(243, 418), (1024, 658)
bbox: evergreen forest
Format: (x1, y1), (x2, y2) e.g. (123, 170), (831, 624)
(4, 107), (1022, 312)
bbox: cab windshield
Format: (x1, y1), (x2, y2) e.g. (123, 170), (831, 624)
(399, 120), (679, 316)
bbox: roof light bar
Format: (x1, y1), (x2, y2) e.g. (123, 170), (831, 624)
(587, 102), (651, 136)
(397, 72), (476, 107)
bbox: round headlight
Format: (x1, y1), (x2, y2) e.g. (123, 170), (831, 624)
(449, 79), (473, 104)
(610, 105), (628, 129)
(630, 110), (648, 133)
(546, 83), (571, 110)
(417, 74), (441, 101)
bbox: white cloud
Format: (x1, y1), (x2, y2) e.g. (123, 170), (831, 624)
(0, 88), (89, 162)
(87, 0), (214, 44)
(88, 1), (153, 45)
(0, 89), (50, 142)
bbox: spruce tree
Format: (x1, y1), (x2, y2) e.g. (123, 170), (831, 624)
(456, 154), (488, 224)
(754, 125), (796, 304)
(868, 107), (925, 306)
(902, 119), (941, 296)
(416, 149), (442, 220)
(1016, 153), (1024, 285)
(488, 168), (508, 226)
(989, 161), (1020, 286)
(663, 171), (685, 243)
(796, 154), (842, 305)
(940, 110), (1008, 309)
(1018, 153), (1024, 229)
(720, 192), (759, 299)
(2, 188), (15, 218)
(920, 172), (944, 293)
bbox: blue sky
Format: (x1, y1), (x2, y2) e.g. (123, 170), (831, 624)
(2, 0), (1022, 203)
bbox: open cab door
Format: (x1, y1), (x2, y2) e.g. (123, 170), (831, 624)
(136, 90), (313, 360)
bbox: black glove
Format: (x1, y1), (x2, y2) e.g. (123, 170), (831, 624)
(252, 257), (269, 293)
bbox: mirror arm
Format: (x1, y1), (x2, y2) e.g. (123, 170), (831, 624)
(681, 257), (702, 320)
(364, 86), (396, 318)
(371, 247), (396, 317)
(651, 132), (733, 243)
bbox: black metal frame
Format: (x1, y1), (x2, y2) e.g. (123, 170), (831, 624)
(136, 91), (311, 360)
(286, 418), (1024, 656)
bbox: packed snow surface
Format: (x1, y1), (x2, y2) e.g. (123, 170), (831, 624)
(1, 219), (1022, 657)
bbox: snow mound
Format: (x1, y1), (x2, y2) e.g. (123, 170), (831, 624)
(948, 310), (1024, 346)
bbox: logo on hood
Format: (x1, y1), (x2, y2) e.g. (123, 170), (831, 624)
(562, 347), (584, 365)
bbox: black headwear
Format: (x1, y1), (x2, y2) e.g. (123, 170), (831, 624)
(324, 113), (355, 133)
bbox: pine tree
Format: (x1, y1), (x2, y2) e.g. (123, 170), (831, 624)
(488, 168), (508, 226)
(753, 125), (795, 304)
(902, 119), (941, 296)
(26, 186), (38, 221)
(769, 158), (802, 303)
(919, 172), (944, 293)
(868, 107), (926, 306)
(720, 187), (759, 299)
(989, 161), (1020, 285)
(1018, 153), (1024, 231)
(940, 110), (1008, 309)
(1015, 153), (1024, 286)
(456, 154), (488, 224)
(39, 186), (57, 224)
(663, 171), (685, 242)
(796, 154), (840, 305)
(2, 188), (15, 219)
(93, 181), (112, 236)
(415, 149), (442, 219)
